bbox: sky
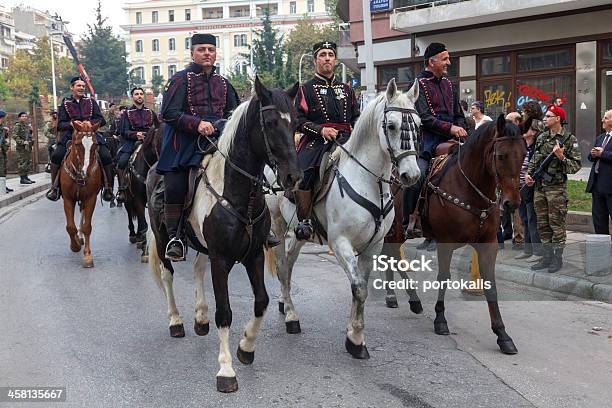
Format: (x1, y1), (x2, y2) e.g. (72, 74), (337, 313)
(4, 0), (127, 38)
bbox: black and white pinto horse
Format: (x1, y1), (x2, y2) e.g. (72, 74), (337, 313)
(123, 124), (162, 262)
(147, 78), (301, 393)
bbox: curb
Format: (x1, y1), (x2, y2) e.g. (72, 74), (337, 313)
(0, 176), (51, 209)
(494, 262), (612, 302)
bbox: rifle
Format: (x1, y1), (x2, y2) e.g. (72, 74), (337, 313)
(63, 35), (95, 96)
(524, 132), (573, 188)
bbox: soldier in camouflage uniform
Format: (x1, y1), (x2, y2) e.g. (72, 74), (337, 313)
(525, 105), (581, 273)
(11, 112), (35, 185)
(43, 110), (58, 172)
(0, 110), (13, 193)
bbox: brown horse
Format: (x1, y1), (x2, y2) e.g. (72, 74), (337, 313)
(421, 114), (526, 354)
(60, 120), (103, 268)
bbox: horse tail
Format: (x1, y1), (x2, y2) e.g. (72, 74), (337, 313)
(148, 230), (164, 292)
(264, 247), (278, 277)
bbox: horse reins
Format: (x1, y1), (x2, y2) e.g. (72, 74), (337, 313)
(62, 132), (99, 202)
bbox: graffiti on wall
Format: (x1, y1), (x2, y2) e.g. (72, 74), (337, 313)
(484, 89), (512, 111)
(516, 84), (566, 111)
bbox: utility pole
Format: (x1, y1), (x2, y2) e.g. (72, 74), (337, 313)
(49, 36), (58, 111)
(361, 0), (376, 106)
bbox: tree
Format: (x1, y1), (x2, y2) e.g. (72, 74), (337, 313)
(226, 71), (252, 99)
(151, 74), (165, 96)
(0, 71), (9, 99)
(251, 9), (287, 87)
(79, 0), (129, 98)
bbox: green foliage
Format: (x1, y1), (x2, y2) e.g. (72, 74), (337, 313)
(0, 71), (10, 99)
(79, 0), (129, 98)
(567, 180), (591, 212)
(151, 74), (165, 96)
(226, 71), (252, 99)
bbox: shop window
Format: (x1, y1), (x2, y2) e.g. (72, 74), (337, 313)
(517, 48), (572, 73)
(603, 40), (612, 62)
(480, 55), (511, 76)
(481, 81), (512, 120)
(378, 65), (415, 89)
(515, 75), (574, 128)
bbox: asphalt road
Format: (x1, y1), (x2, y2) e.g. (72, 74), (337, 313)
(1, 193), (610, 407)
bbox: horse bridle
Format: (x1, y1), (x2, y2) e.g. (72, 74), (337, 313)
(64, 131), (97, 186)
(382, 105), (421, 167)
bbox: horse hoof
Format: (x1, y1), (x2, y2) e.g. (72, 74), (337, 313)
(140, 255), (148, 263)
(82, 258), (94, 268)
(169, 324), (185, 338)
(236, 346), (254, 365)
(409, 301), (423, 314)
(498, 338), (518, 355)
(70, 244), (81, 252)
(278, 301), (285, 314)
(434, 321), (450, 335)
(345, 338), (370, 359)
(194, 321), (209, 336)
(129, 235), (138, 244)
(216, 376), (238, 393)
(385, 297), (399, 308)
(285, 320), (301, 334)
(79, 237), (84, 245)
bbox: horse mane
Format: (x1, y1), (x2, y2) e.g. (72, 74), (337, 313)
(217, 99), (251, 155)
(141, 125), (159, 152)
(218, 87), (295, 156)
(339, 93), (385, 157)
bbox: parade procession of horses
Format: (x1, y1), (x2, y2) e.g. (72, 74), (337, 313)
(45, 37), (531, 393)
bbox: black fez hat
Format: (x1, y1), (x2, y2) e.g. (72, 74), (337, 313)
(70, 76), (84, 85)
(313, 41), (337, 57)
(423, 42), (447, 60)
(191, 33), (216, 47)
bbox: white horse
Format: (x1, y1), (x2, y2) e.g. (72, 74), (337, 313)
(265, 79), (422, 358)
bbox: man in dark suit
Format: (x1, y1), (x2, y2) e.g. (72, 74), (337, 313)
(586, 109), (612, 235)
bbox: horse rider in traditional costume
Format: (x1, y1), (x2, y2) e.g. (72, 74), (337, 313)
(46, 76), (115, 202)
(403, 42), (468, 250)
(156, 33), (242, 261)
(115, 87), (159, 203)
(293, 41), (361, 240)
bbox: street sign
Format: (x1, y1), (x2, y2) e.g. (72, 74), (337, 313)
(350, 78), (360, 88)
(370, 0), (391, 13)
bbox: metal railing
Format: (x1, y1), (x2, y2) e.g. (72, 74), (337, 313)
(393, 0), (471, 13)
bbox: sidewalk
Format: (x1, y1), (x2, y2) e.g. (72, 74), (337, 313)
(0, 172), (51, 209)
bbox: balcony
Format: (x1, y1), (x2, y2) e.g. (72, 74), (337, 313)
(391, 0), (611, 34)
(202, 7), (223, 20)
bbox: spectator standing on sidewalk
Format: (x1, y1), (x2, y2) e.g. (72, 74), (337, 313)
(516, 119), (544, 261)
(585, 109), (612, 235)
(0, 110), (13, 193)
(11, 112), (35, 185)
(470, 100), (491, 129)
(526, 105), (581, 273)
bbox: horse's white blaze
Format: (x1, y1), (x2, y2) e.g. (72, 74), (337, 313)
(239, 314), (265, 353)
(217, 327), (236, 378)
(280, 112), (291, 124)
(82, 135), (93, 173)
(194, 253), (209, 325)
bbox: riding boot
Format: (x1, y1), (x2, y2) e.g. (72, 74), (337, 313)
(164, 203), (186, 261)
(265, 232), (281, 248)
(115, 169), (127, 203)
(531, 246), (552, 270)
(102, 164), (115, 202)
(404, 213), (423, 240)
(46, 163), (61, 201)
(548, 247), (564, 273)
(293, 189), (313, 240)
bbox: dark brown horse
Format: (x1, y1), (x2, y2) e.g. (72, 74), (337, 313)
(59, 121), (103, 268)
(123, 124), (162, 262)
(421, 114), (526, 354)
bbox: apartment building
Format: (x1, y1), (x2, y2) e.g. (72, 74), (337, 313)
(0, 5), (15, 70)
(11, 6), (72, 59)
(122, 0), (332, 88)
(338, 0), (612, 161)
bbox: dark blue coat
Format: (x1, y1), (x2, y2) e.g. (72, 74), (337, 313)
(156, 63), (240, 174)
(57, 96), (107, 146)
(586, 132), (612, 194)
(415, 71), (466, 160)
(118, 105), (159, 154)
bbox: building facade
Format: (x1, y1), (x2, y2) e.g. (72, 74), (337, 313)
(122, 0), (332, 88)
(0, 5), (15, 70)
(11, 6), (72, 59)
(338, 0), (612, 161)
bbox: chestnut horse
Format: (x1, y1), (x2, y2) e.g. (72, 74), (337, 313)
(420, 115), (526, 354)
(60, 121), (103, 268)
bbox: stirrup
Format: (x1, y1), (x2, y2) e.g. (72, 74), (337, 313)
(46, 187), (60, 202)
(165, 237), (186, 262)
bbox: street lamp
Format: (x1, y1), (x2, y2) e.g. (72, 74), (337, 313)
(299, 53), (313, 85)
